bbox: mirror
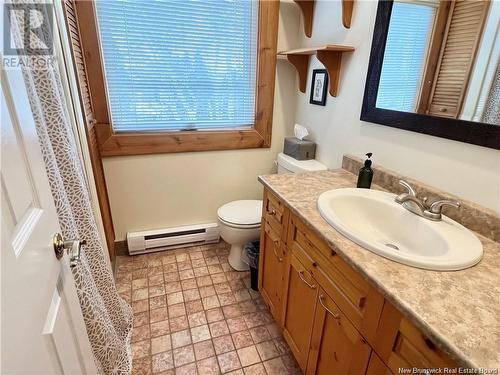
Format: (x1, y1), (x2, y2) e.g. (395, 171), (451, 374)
(361, 0), (500, 149)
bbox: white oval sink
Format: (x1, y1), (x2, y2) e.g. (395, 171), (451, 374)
(317, 188), (483, 271)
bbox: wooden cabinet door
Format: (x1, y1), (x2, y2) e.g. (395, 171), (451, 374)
(366, 352), (393, 375)
(282, 253), (319, 372)
(258, 223), (286, 324)
(374, 303), (457, 372)
(306, 290), (372, 375)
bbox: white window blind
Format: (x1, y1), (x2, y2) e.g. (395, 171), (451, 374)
(95, 0), (259, 132)
(376, 1), (437, 112)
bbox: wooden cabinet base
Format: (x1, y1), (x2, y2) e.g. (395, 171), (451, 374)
(258, 187), (458, 374)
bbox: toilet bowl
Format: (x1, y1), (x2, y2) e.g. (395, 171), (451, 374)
(218, 153), (327, 271)
(217, 200), (262, 271)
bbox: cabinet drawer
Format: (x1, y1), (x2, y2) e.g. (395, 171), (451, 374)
(288, 214), (383, 342)
(263, 190), (287, 238)
(374, 302), (457, 372)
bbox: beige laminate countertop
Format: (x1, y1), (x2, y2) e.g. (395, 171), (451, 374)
(258, 169), (500, 370)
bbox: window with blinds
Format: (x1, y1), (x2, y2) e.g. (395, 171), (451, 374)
(376, 1), (437, 112)
(95, 0), (259, 132)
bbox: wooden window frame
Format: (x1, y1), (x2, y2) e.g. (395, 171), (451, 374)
(73, 0), (279, 157)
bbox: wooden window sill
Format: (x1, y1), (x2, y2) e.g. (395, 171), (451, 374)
(96, 124), (271, 156)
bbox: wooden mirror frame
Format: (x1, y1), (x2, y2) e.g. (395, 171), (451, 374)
(361, 0), (500, 150)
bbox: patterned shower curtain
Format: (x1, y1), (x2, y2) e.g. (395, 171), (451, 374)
(9, 1), (133, 374)
(481, 63), (500, 125)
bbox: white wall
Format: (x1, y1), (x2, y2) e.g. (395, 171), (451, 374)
(292, 0), (500, 213)
(104, 0), (500, 240)
(103, 3), (300, 240)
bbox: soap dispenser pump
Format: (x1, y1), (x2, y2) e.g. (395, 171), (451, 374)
(357, 153), (373, 189)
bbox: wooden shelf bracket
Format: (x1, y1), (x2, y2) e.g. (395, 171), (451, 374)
(342, 0), (354, 28)
(294, 0), (315, 38)
(283, 54), (311, 93)
(278, 45), (355, 97)
(316, 50), (343, 97)
(292, 0), (354, 36)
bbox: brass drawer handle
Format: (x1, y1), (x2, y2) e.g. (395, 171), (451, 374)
(272, 244), (283, 262)
(319, 294), (340, 319)
(298, 271), (317, 289)
(267, 209), (277, 216)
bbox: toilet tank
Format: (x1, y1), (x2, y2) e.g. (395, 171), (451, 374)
(276, 152), (327, 174)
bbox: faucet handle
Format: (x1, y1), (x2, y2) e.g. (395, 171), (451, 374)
(398, 180), (417, 197)
(423, 199), (461, 220)
(428, 199), (461, 214)
(395, 180), (417, 204)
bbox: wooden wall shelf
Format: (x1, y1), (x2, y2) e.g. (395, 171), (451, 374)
(278, 45), (355, 96)
(292, 0), (354, 37)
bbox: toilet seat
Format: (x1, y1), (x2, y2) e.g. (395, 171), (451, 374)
(217, 200), (262, 228)
(218, 217), (261, 229)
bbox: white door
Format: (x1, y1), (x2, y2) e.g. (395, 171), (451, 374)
(0, 52), (97, 375)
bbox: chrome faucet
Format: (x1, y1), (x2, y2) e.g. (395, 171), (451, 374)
(395, 180), (460, 221)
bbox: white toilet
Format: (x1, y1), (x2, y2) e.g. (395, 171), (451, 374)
(218, 153), (327, 271)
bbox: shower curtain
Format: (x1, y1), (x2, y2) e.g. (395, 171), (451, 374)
(481, 63), (500, 125)
(9, 2), (133, 374)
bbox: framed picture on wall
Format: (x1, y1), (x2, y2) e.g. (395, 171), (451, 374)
(310, 69), (328, 106)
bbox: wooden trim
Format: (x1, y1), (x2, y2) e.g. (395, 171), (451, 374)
(73, 0), (279, 156)
(62, 0), (116, 263)
(99, 129), (266, 157)
(426, 0), (490, 118)
(416, 0), (453, 113)
(254, 0), (280, 148)
(114, 241), (128, 257)
(360, 0), (500, 150)
(72, 1), (110, 124)
(425, 0), (490, 119)
(86, 123), (116, 258)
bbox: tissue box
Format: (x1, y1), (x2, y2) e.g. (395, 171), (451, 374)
(283, 137), (316, 160)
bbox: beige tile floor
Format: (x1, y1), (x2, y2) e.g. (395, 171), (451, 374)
(115, 241), (301, 374)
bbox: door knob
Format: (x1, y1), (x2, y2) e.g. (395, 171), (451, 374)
(52, 233), (86, 268)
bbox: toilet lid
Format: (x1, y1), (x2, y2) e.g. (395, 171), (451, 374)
(217, 200), (263, 226)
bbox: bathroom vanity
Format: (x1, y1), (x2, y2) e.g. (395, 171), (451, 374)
(258, 157), (500, 374)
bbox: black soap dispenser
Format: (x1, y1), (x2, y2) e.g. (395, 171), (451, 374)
(357, 153), (373, 189)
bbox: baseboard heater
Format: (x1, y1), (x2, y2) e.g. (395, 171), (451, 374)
(127, 223), (220, 255)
